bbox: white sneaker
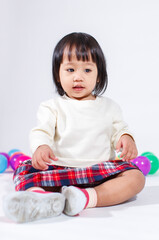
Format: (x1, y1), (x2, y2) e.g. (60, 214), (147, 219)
(62, 186), (87, 216)
(3, 191), (65, 223)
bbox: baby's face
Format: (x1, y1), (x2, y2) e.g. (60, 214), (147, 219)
(59, 47), (98, 100)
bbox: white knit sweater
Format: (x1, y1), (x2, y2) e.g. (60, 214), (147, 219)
(30, 95), (133, 167)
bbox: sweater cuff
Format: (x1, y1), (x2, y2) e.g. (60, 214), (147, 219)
(30, 142), (53, 154)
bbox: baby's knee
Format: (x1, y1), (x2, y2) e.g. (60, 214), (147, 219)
(128, 169), (145, 193)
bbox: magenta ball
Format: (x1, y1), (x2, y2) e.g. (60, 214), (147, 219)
(10, 153), (23, 170)
(0, 152), (10, 168)
(131, 156), (151, 176)
(15, 155), (31, 169)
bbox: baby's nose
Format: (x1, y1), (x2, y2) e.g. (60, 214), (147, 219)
(73, 71), (84, 81)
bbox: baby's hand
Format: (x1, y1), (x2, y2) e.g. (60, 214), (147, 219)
(32, 145), (58, 170)
(116, 134), (138, 161)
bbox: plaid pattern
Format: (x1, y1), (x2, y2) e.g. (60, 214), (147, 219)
(13, 159), (140, 191)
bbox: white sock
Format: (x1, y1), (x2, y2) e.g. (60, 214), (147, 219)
(85, 188), (97, 208)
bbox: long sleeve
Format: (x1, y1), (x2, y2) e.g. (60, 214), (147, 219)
(29, 96), (135, 167)
(111, 102), (133, 149)
(29, 100), (57, 154)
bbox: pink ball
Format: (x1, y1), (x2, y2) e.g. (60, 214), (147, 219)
(131, 156), (151, 176)
(15, 155), (31, 169)
(10, 153), (24, 170)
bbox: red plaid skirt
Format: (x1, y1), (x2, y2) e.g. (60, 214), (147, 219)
(13, 159), (140, 191)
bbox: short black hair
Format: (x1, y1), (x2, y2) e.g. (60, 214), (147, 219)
(52, 32), (108, 96)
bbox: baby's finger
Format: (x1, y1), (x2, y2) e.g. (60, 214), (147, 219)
(32, 161), (45, 170)
(121, 148), (131, 161)
(49, 152), (58, 161)
(130, 152), (138, 161)
(32, 156), (39, 169)
(41, 153), (51, 163)
(116, 139), (122, 153)
(37, 158), (48, 170)
(124, 151), (132, 161)
(120, 148), (128, 159)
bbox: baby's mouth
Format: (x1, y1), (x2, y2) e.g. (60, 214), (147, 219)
(73, 85), (85, 91)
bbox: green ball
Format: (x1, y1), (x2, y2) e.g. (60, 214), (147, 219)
(141, 152), (154, 156)
(141, 152), (159, 174)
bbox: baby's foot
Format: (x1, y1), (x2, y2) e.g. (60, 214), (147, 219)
(3, 191), (65, 223)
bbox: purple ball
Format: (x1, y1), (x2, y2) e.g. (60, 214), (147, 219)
(10, 153), (23, 170)
(131, 156), (151, 176)
(0, 152), (10, 168)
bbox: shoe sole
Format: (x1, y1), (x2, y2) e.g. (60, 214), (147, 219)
(3, 191), (65, 223)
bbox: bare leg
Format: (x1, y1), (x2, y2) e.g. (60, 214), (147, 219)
(26, 187), (45, 192)
(94, 169), (145, 207)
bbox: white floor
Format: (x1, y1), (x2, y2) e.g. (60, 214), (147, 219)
(0, 169), (159, 240)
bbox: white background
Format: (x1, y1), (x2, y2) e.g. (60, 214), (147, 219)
(0, 2), (159, 238)
(0, 0), (159, 157)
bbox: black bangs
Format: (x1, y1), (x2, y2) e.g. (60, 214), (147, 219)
(63, 35), (97, 62)
(66, 43), (96, 62)
(67, 45), (91, 62)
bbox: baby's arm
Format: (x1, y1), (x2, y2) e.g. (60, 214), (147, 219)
(30, 100), (58, 170)
(111, 100), (138, 161)
(116, 134), (138, 161)
(32, 145), (58, 170)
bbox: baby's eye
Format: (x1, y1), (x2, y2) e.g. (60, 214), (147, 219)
(67, 68), (74, 72)
(85, 69), (91, 73)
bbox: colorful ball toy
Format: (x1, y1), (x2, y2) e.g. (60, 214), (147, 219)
(0, 149), (32, 173)
(10, 152), (24, 170)
(131, 156), (151, 176)
(14, 155), (31, 169)
(8, 149), (21, 157)
(0, 154), (8, 173)
(115, 151), (123, 160)
(141, 152), (159, 174)
(0, 152), (10, 168)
